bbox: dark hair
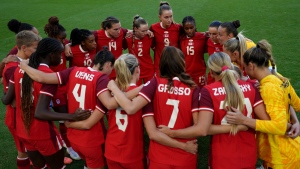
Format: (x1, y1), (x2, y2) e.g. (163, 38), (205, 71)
(44, 16), (66, 38)
(132, 15), (147, 48)
(21, 38), (63, 134)
(101, 16), (120, 30)
(220, 20), (240, 37)
(243, 39), (285, 81)
(70, 28), (93, 46)
(93, 46), (115, 71)
(159, 1), (172, 15)
(180, 16), (197, 35)
(209, 20), (222, 28)
(160, 46), (196, 89)
(7, 19), (34, 34)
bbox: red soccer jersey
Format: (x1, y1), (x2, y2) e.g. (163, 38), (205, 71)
(3, 62), (18, 128)
(94, 28), (128, 79)
(180, 32), (206, 80)
(50, 40), (69, 72)
(206, 39), (223, 85)
(16, 64), (59, 140)
(126, 36), (154, 79)
(6, 46), (18, 57)
(200, 80), (263, 169)
(150, 22), (181, 76)
(105, 84), (144, 163)
(139, 77), (198, 166)
(57, 67), (108, 147)
(70, 44), (96, 67)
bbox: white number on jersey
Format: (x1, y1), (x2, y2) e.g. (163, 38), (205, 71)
(116, 107), (128, 132)
(84, 59), (93, 67)
(72, 84), (87, 109)
(138, 48), (143, 57)
(186, 46), (194, 55)
(164, 38), (170, 46)
(166, 99), (180, 128)
(220, 98), (252, 124)
(60, 58), (63, 64)
(109, 41), (117, 51)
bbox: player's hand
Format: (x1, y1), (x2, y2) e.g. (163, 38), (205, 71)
(147, 30), (154, 38)
(226, 107), (246, 125)
(10, 99), (16, 108)
(125, 30), (133, 38)
(64, 43), (73, 57)
(73, 108), (91, 121)
(287, 122), (300, 139)
(107, 80), (117, 91)
(3, 55), (18, 63)
(184, 139), (198, 154)
(19, 59), (29, 69)
(64, 121), (71, 128)
(157, 125), (174, 137)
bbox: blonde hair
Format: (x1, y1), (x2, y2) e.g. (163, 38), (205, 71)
(114, 54), (139, 91)
(16, 30), (41, 49)
(208, 52), (245, 135)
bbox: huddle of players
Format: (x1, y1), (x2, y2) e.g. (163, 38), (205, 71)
(2, 1), (300, 169)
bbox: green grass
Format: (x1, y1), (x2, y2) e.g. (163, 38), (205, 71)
(0, 0), (299, 168)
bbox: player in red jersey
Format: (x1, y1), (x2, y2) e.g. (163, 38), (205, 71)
(207, 21), (223, 85)
(126, 15), (154, 85)
(3, 38), (89, 169)
(150, 1), (181, 76)
(44, 16), (80, 160)
(0, 19), (39, 78)
(94, 16), (128, 79)
(1, 30), (41, 169)
(180, 16), (206, 88)
(69, 28), (97, 67)
(108, 46), (199, 169)
(158, 52), (270, 169)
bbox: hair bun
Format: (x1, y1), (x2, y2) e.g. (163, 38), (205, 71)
(7, 19), (22, 33)
(102, 46), (109, 51)
(48, 16), (59, 25)
(160, 1), (170, 6)
(134, 15), (140, 20)
(232, 20), (240, 28)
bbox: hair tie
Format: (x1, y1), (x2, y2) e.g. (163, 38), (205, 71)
(256, 44), (260, 48)
(221, 66), (229, 72)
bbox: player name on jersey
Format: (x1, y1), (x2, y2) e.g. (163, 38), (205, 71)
(75, 71), (95, 81)
(212, 84), (252, 96)
(158, 84), (191, 95)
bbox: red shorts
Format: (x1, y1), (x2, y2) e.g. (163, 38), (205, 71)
(8, 127), (26, 153)
(107, 158), (144, 169)
(149, 160), (196, 169)
(52, 85), (67, 107)
(71, 143), (105, 168)
(19, 135), (63, 156)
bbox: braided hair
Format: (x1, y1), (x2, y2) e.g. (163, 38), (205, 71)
(70, 28), (93, 46)
(21, 38), (63, 134)
(93, 46), (115, 71)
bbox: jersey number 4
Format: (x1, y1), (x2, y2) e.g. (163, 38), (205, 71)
(72, 84), (87, 109)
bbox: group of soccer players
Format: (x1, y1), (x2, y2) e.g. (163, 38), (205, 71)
(1, 1), (300, 169)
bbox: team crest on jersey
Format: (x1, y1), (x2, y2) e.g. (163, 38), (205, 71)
(188, 39), (194, 46)
(85, 53), (90, 59)
(56, 99), (60, 104)
(144, 80), (151, 86)
(215, 47), (220, 52)
(164, 31), (169, 38)
(138, 42), (143, 48)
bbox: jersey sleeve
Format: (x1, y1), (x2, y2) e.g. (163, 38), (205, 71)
(96, 74), (110, 96)
(253, 84), (264, 107)
(57, 67), (74, 85)
(255, 84), (287, 135)
(9, 73), (15, 85)
(142, 102), (154, 118)
(4, 66), (17, 89)
(139, 78), (157, 102)
(40, 84), (58, 97)
(199, 87), (214, 113)
(95, 98), (107, 114)
(191, 86), (200, 113)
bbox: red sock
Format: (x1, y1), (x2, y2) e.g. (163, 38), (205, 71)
(17, 157), (30, 169)
(59, 123), (70, 147)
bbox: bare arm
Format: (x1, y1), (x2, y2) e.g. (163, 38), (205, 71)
(2, 83), (15, 105)
(35, 94), (91, 121)
(144, 116), (198, 154)
(65, 109), (105, 130)
(19, 60), (59, 84)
